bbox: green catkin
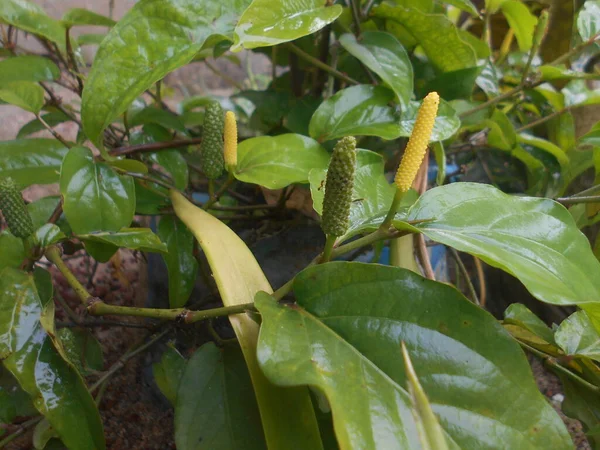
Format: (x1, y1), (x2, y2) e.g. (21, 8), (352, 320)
(200, 101), (225, 179)
(0, 177), (34, 238)
(321, 136), (357, 237)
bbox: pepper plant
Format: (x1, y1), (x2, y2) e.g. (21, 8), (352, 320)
(1, 0), (600, 448)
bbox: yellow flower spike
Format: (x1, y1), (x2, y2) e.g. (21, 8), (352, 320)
(394, 92), (440, 192)
(224, 111), (238, 170)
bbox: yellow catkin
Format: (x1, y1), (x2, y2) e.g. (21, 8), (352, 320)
(394, 92), (440, 192)
(224, 111), (238, 169)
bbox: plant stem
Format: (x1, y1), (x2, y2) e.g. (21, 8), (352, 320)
(516, 107), (570, 132)
(346, 0), (362, 36)
(65, 27), (83, 95)
(203, 175), (235, 210)
(110, 138), (203, 157)
(557, 195), (600, 205)
(549, 32), (600, 66)
(381, 189), (404, 229)
(518, 340), (600, 393)
(205, 60), (244, 90)
(89, 328), (171, 393)
(285, 42), (359, 86)
(473, 256), (486, 307)
(0, 416), (43, 447)
(568, 184), (600, 198)
(415, 234), (435, 280)
(36, 113), (72, 148)
(321, 235), (337, 263)
(46, 246), (91, 305)
(88, 300), (256, 323)
(449, 248), (479, 305)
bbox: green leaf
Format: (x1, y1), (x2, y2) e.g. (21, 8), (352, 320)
(0, 367), (36, 423)
(309, 85), (401, 142)
(60, 146), (135, 234)
(401, 343), (449, 450)
(157, 216), (198, 308)
(517, 133), (569, 168)
(399, 98), (460, 142)
(0, 231), (24, 271)
(580, 122), (600, 147)
(170, 192), (323, 449)
(175, 342), (267, 449)
(309, 149), (417, 241)
(0, 268), (105, 450)
(555, 310), (600, 361)
(373, 4), (477, 73)
(0, 55), (60, 84)
(153, 344), (185, 405)
(577, 0), (600, 41)
(339, 31), (413, 108)
(257, 262), (572, 449)
(145, 150), (189, 190)
(33, 419), (59, 450)
(0, 139), (68, 186)
(78, 228), (168, 254)
(559, 374), (600, 448)
(235, 134), (330, 189)
(538, 65), (600, 82)
(34, 223), (66, 248)
(109, 159), (149, 175)
(0, 0), (65, 46)
(432, 141), (446, 186)
(61, 8), (116, 27)
(57, 328), (104, 375)
(18, 111), (72, 139)
(0, 81), (44, 113)
(407, 182), (600, 308)
(232, 0), (341, 51)
(504, 304), (555, 344)
(81, 0), (251, 148)
(77, 33), (106, 46)
(563, 80), (600, 108)
(500, 1), (537, 51)
(423, 66), (482, 101)
(444, 0), (479, 16)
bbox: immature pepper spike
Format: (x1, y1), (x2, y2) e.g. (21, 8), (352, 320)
(394, 92), (440, 192)
(224, 111), (238, 169)
(321, 136), (357, 237)
(200, 101), (225, 179)
(0, 177), (34, 239)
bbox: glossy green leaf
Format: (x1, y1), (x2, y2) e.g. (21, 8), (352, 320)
(0, 231), (24, 271)
(257, 262), (572, 449)
(309, 85), (401, 142)
(0, 367), (36, 423)
(538, 65), (600, 82)
(486, 109), (516, 151)
(60, 146), (135, 234)
(81, 0), (251, 148)
(445, 0), (479, 16)
(0, 55), (60, 84)
(423, 66), (482, 101)
(34, 224), (66, 248)
(406, 183), (600, 308)
(18, 111), (72, 139)
(309, 149), (417, 241)
(339, 31), (413, 108)
(33, 418), (58, 450)
(0, 0), (65, 46)
(559, 374), (600, 448)
(432, 142), (446, 186)
(232, 0), (341, 50)
(61, 8), (116, 27)
(0, 81), (44, 113)
(58, 328), (104, 375)
(153, 344), (185, 405)
(373, 4), (477, 72)
(0, 268), (105, 450)
(0, 139), (68, 186)
(145, 150), (189, 190)
(554, 310), (600, 361)
(77, 33), (106, 46)
(157, 216), (198, 308)
(577, 0), (600, 41)
(109, 159), (149, 175)
(235, 134), (330, 189)
(171, 192), (324, 450)
(503, 304), (555, 344)
(580, 122), (600, 147)
(399, 99), (460, 142)
(500, 1), (537, 51)
(517, 133), (569, 168)
(27, 196), (63, 230)
(401, 343), (449, 450)
(175, 342), (267, 449)
(78, 228), (167, 253)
